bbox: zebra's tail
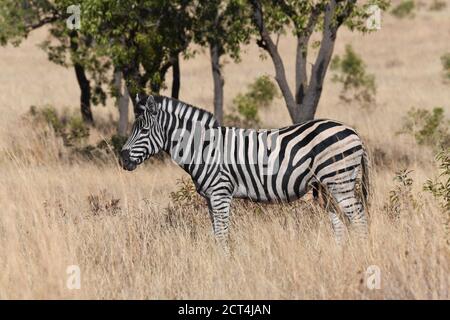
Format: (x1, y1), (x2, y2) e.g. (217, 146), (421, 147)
(361, 143), (372, 213)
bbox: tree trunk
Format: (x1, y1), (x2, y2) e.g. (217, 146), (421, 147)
(70, 31), (94, 125)
(210, 42), (224, 125)
(73, 63), (93, 125)
(122, 63), (142, 113)
(171, 54), (180, 99)
(299, 0), (339, 123)
(114, 69), (130, 136)
(251, 0), (350, 124)
(250, 0), (299, 123)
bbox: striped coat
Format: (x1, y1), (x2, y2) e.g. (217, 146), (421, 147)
(121, 95), (370, 253)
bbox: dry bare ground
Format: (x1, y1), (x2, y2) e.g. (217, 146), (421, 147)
(0, 2), (449, 299)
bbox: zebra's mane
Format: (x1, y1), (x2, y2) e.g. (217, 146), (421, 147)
(155, 95), (219, 128)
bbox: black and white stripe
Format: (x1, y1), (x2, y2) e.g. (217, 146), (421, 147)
(121, 95), (370, 252)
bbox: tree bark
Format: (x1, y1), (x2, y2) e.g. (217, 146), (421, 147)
(250, 0), (299, 122)
(299, 0), (339, 123)
(210, 42), (224, 125)
(69, 31), (94, 125)
(252, 0), (354, 123)
(114, 69), (130, 136)
(171, 54), (180, 99)
(74, 63), (93, 125)
(122, 61), (142, 113)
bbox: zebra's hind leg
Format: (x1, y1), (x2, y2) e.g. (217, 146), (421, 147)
(314, 183), (346, 244)
(206, 193), (233, 256)
(325, 172), (368, 240)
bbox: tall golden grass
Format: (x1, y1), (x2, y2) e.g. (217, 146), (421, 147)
(0, 3), (449, 299)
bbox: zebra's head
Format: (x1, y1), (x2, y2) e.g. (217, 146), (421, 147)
(120, 94), (163, 171)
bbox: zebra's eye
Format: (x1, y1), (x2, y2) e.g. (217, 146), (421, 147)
(141, 128), (150, 135)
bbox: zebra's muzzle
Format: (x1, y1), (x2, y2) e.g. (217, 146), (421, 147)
(120, 149), (138, 171)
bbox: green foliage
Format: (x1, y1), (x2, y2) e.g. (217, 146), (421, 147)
(0, 1), (109, 109)
(232, 93), (261, 126)
(386, 169), (420, 220)
(331, 45), (376, 108)
(0, 0), (56, 46)
(225, 75), (278, 127)
(81, 0), (193, 95)
(28, 105), (89, 147)
(246, 75), (279, 107)
(441, 53), (450, 81)
(398, 107), (450, 150)
(424, 150), (450, 213)
(170, 177), (204, 210)
(110, 134), (129, 156)
(193, 0), (252, 62)
(391, 0), (415, 18)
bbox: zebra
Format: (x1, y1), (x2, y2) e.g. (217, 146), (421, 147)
(121, 94), (371, 254)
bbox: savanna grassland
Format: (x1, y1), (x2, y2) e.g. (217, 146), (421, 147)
(0, 1), (449, 299)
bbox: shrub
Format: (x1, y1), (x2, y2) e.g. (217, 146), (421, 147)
(246, 75), (279, 108)
(27, 105), (89, 147)
(225, 75), (278, 128)
(424, 150), (450, 213)
(330, 45), (376, 108)
(441, 53), (450, 81)
(87, 189), (121, 216)
(110, 134), (128, 156)
(169, 177), (204, 210)
(391, 0), (415, 18)
(385, 169), (420, 220)
(25, 105), (133, 163)
(429, 0), (446, 11)
(398, 107), (450, 150)
(231, 93), (260, 127)
(66, 116), (90, 147)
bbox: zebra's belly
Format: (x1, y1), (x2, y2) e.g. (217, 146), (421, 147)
(232, 180), (310, 203)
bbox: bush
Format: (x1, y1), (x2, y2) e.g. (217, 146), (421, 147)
(330, 45), (376, 108)
(429, 0), (446, 11)
(424, 150), (450, 213)
(225, 75), (278, 128)
(441, 53), (450, 81)
(398, 107), (450, 150)
(28, 105), (89, 147)
(385, 169), (421, 220)
(391, 0), (415, 18)
(231, 93), (261, 127)
(26, 105), (126, 163)
(246, 75), (279, 108)
(87, 189), (121, 216)
(169, 177), (204, 211)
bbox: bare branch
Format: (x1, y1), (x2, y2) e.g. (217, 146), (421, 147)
(250, 0), (297, 120)
(301, 0), (342, 122)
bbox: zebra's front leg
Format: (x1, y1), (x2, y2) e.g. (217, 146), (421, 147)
(207, 193), (233, 256)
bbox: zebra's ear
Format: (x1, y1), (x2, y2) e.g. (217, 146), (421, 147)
(134, 93), (147, 118)
(146, 95), (159, 115)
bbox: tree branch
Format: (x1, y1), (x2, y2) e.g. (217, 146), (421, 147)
(250, 0), (297, 121)
(295, 4), (321, 104)
(301, 0), (355, 122)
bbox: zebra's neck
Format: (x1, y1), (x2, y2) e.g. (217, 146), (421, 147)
(155, 96), (219, 165)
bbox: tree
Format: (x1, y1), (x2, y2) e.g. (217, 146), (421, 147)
(249, 0), (389, 123)
(193, 0), (252, 124)
(82, 0), (193, 112)
(0, 0), (108, 125)
(113, 69), (130, 137)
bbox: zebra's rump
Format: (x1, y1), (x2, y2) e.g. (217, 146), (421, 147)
(222, 119), (365, 202)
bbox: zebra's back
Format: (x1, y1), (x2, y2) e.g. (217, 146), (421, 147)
(220, 119), (364, 202)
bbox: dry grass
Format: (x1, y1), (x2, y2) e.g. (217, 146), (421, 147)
(0, 3), (449, 299)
